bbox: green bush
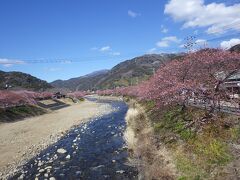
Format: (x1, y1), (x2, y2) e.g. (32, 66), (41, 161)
(153, 106), (196, 141)
(230, 126), (240, 141)
(175, 152), (206, 179)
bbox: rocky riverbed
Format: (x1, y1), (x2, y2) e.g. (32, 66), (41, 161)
(0, 99), (113, 179)
(8, 98), (138, 179)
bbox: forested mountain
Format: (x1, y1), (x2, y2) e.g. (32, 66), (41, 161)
(0, 71), (52, 91)
(51, 54), (181, 91)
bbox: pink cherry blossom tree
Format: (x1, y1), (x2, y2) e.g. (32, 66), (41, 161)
(97, 49), (240, 116)
(0, 90), (54, 108)
(67, 91), (87, 99)
(143, 49), (240, 113)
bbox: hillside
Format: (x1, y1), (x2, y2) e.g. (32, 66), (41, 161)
(51, 70), (109, 91)
(51, 54), (181, 91)
(0, 71), (52, 91)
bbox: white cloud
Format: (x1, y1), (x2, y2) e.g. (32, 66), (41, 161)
(179, 44), (185, 48)
(91, 46), (121, 56)
(220, 38), (240, 49)
(91, 45), (122, 56)
(161, 25), (168, 33)
(164, 0), (240, 34)
(110, 52), (121, 56)
(161, 28), (168, 33)
(147, 48), (157, 53)
(162, 36), (181, 43)
(100, 46), (111, 52)
(0, 58), (25, 67)
(196, 39), (207, 45)
(128, 10), (140, 18)
(156, 36), (181, 48)
(156, 41), (169, 47)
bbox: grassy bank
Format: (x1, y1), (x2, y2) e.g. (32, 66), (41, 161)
(125, 98), (240, 180)
(0, 105), (47, 122)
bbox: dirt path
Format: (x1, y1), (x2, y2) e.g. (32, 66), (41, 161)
(0, 99), (113, 178)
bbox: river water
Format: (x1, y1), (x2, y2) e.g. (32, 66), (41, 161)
(10, 98), (138, 180)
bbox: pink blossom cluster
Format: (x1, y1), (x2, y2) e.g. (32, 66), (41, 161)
(67, 91), (87, 99)
(0, 90), (53, 108)
(97, 49), (240, 108)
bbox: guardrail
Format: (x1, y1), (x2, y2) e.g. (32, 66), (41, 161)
(187, 99), (240, 116)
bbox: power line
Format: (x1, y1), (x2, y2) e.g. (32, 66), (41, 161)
(0, 52), (145, 64)
(206, 32), (240, 42)
(1, 23), (240, 65)
(193, 21), (240, 38)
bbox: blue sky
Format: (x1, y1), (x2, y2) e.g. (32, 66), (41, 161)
(0, 0), (240, 82)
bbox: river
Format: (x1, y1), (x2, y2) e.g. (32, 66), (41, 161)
(10, 97), (138, 180)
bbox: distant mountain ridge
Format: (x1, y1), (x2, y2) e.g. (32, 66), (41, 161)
(0, 71), (52, 91)
(51, 70), (110, 91)
(83, 70), (109, 78)
(51, 54), (181, 91)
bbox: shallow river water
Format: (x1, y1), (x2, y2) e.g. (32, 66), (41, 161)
(10, 98), (138, 180)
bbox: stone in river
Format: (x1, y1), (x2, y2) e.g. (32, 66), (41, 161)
(116, 170), (125, 174)
(57, 148), (67, 154)
(38, 169), (45, 173)
(66, 154), (71, 159)
(53, 154), (58, 159)
(49, 177), (56, 180)
(19, 174), (24, 179)
(91, 165), (105, 171)
(76, 171), (81, 175)
(37, 161), (43, 166)
(45, 166), (52, 170)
